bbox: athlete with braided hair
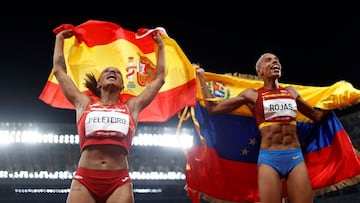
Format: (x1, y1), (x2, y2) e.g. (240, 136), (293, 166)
(53, 29), (165, 203)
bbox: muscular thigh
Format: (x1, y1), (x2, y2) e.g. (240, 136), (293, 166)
(66, 180), (96, 203)
(106, 182), (134, 203)
(258, 164), (283, 203)
(286, 162), (313, 203)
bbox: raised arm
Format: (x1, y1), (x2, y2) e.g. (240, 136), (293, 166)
(52, 29), (91, 118)
(196, 67), (256, 114)
(286, 86), (330, 122)
(128, 31), (166, 120)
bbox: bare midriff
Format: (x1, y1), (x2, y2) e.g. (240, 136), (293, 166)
(259, 123), (300, 150)
(78, 145), (129, 170)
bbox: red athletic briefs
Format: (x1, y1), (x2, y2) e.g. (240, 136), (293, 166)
(72, 167), (132, 203)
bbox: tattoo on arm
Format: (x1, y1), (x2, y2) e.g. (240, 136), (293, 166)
(55, 56), (66, 70)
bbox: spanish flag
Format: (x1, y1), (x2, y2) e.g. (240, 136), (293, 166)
(39, 20), (196, 122)
(185, 72), (360, 203)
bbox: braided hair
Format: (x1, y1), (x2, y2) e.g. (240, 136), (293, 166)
(84, 73), (100, 98)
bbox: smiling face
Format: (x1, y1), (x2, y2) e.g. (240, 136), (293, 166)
(97, 67), (124, 92)
(256, 53), (282, 80)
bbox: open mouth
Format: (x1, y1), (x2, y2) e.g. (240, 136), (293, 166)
(107, 75), (116, 80)
(270, 64), (280, 71)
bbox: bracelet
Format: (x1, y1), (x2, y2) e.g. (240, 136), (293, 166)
(201, 86), (206, 89)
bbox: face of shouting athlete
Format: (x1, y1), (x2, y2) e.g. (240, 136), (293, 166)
(257, 53), (282, 80)
(97, 67), (124, 92)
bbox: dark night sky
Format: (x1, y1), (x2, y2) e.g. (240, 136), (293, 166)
(1, 3), (359, 124)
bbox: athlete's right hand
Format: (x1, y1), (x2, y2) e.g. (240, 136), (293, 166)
(57, 29), (74, 39)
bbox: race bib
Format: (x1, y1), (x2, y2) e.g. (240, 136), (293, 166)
(85, 111), (130, 137)
(263, 98), (297, 121)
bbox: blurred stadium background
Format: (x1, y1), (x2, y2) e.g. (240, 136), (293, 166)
(0, 110), (360, 203)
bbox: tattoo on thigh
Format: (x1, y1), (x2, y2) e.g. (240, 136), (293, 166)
(71, 187), (82, 191)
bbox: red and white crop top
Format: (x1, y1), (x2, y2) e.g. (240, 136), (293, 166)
(253, 87), (297, 129)
(77, 101), (137, 154)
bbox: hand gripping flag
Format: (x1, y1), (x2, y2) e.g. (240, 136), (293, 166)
(184, 72), (360, 203)
(39, 20), (196, 122)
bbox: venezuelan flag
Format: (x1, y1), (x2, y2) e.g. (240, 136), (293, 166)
(39, 20), (196, 122)
(185, 72), (360, 203)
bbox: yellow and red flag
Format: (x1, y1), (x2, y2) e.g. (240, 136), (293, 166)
(39, 20), (196, 122)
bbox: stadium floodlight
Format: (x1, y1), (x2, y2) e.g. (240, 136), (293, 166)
(0, 130), (193, 148)
(0, 170), (185, 181)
